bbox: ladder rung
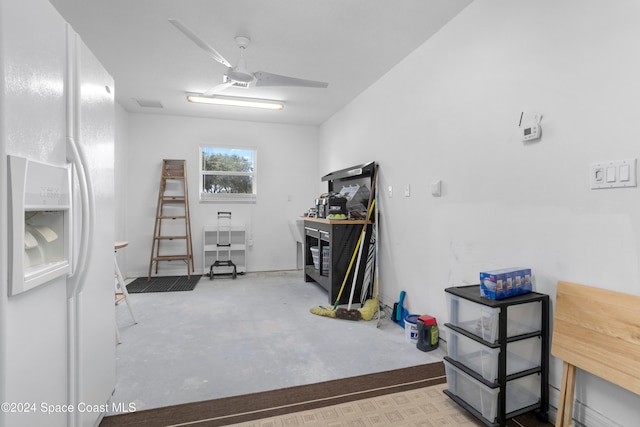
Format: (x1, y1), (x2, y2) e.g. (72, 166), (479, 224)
(163, 160), (185, 167)
(154, 235), (187, 240)
(158, 215), (187, 219)
(163, 164), (185, 174)
(154, 255), (192, 261)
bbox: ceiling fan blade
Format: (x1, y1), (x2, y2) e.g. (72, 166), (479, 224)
(202, 82), (234, 96)
(169, 19), (232, 68)
(253, 71), (328, 88)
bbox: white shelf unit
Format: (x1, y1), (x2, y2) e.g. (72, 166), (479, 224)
(203, 223), (246, 276)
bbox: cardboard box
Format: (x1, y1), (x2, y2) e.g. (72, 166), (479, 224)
(480, 268), (532, 299)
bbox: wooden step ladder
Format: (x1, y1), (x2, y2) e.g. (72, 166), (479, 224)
(148, 159), (195, 280)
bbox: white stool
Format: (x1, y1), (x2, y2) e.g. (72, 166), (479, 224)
(115, 241), (137, 343)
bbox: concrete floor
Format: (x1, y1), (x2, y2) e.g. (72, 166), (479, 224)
(110, 270), (446, 414)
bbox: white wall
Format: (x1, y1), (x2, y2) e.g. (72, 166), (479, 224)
(121, 113), (319, 277)
(114, 103), (130, 273)
(320, 1), (640, 426)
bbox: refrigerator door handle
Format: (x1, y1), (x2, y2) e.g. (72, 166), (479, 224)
(66, 135), (95, 296)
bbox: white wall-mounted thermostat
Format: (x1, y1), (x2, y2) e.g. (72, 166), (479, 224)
(519, 112), (542, 142)
(521, 122), (541, 142)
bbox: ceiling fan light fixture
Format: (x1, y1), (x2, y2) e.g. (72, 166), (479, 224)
(187, 94), (284, 110)
(226, 69), (254, 84)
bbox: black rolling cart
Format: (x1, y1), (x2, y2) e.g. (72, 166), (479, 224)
(443, 285), (549, 427)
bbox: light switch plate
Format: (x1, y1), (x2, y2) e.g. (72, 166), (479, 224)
(591, 158), (637, 189)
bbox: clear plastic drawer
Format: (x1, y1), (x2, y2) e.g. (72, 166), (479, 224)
(444, 325), (541, 382)
(444, 359), (541, 423)
(446, 294), (541, 343)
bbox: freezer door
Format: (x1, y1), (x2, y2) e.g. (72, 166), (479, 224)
(0, 0), (70, 426)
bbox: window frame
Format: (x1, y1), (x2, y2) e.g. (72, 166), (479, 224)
(198, 145), (257, 203)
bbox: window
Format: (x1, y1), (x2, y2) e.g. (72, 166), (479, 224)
(199, 146), (257, 202)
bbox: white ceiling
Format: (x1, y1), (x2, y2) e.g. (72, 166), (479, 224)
(49, 0), (472, 126)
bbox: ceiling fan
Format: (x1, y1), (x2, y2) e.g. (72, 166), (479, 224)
(169, 19), (329, 96)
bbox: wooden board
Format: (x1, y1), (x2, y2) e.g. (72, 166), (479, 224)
(551, 281), (640, 395)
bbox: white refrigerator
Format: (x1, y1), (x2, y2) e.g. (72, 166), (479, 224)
(0, 0), (116, 426)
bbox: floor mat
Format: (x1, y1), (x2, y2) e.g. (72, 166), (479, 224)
(126, 275), (201, 293)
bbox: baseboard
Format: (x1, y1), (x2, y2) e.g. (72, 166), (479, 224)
(128, 267), (300, 280)
(548, 385), (623, 427)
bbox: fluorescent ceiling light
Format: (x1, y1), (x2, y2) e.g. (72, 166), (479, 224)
(187, 94), (284, 110)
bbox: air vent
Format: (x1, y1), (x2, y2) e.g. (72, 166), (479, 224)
(134, 99), (164, 109)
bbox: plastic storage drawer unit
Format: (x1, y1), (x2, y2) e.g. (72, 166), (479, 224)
(444, 359), (542, 424)
(444, 325), (541, 383)
(446, 293), (542, 343)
